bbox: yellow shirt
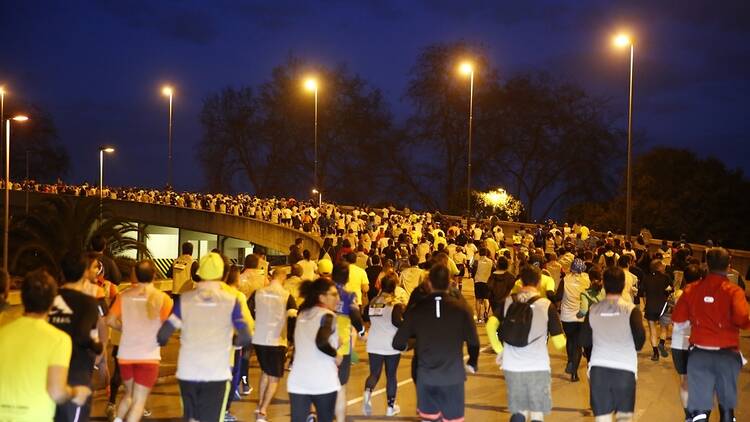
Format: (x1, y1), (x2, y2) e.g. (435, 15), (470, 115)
(0, 316), (72, 422)
(345, 264), (369, 304)
(512, 274), (556, 295)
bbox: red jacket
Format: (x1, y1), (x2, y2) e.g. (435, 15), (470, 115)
(673, 273), (750, 349)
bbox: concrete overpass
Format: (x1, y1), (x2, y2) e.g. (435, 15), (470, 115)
(5, 190), (322, 263)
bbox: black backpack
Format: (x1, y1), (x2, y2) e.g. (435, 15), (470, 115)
(499, 295), (542, 347)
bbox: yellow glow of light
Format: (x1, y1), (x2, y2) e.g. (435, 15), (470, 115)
(312, 189), (319, 194)
(12, 115), (29, 122)
(613, 34), (632, 48)
(459, 61), (474, 75)
(0, 86), (5, 95)
(162, 86), (174, 96)
(482, 189), (509, 208)
(102, 147), (115, 153)
(304, 78), (318, 92)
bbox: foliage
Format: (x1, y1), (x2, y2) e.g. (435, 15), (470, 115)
(474, 188), (524, 221)
(198, 56), (401, 204)
(7, 196), (150, 276)
(4, 104), (69, 182)
(566, 147), (750, 249)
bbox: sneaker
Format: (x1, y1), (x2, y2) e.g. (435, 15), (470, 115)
(241, 384), (253, 395)
(105, 403), (116, 422)
(256, 412), (268, 422)
(658, 342), (669, 357)
(224, 412), (238, 422)
(143, 408), (152, 417)
(305, 413), (317, 422)
(387, 404), (401, 416)
(651, 351), (659, 361)
(362, 389), (372, 416)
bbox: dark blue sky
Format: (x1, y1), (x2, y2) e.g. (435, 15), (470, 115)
(2, 0), (748, 192)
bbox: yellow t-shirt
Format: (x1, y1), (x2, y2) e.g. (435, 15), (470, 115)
(0, 316), (72, 422)
(512, 274), (556, 295)
(345, 264), (369, 304)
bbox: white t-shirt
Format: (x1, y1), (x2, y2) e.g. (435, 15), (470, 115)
(501, 294), (562, 373)
(298, 260), (318, 281)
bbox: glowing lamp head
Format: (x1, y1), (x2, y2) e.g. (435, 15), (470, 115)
(162, 86), (173, 96)
(312, 188), (319, 194)
(0, 86), (5, 95)
(101, 147), (115, 153)
(12, 115), (29, 122)
(459, 62), (474, 75)
(304, 78), (318, 92)
(613, 34), (632, 48)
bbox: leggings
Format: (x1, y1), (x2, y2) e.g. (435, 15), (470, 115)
(289, 391), (337, 422)
(561, 321), (583, 372)
(109, 345), (122, 404)
(365, 353), (401, 401)
(226, 348), (243, 410)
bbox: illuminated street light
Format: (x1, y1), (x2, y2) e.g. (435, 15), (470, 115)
(312, 188), (322, 205)
(304, 77), (319, 195)
(612, 33), (635, 240)
(99, 146), (115, 222)
(162, 85), (174, 189)
(4, 114), (29, 272)
(458, 61), (476, 220)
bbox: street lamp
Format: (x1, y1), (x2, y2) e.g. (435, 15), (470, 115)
(312, 188), (322, 205)
(458, 61), (475, 220)
(162, 85), (174, 190)
(303, 77), (319, 194)
(99, 147), (115, 223)
(613, 33), (635, 240)
(4, 114), (29, 273)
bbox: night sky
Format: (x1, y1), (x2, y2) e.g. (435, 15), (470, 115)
(2, 1), (748, 193)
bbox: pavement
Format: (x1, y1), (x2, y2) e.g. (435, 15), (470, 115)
(89, 279), (750, 421)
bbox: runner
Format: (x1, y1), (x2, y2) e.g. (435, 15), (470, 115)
(672, 247), (749, 422)
(0, 270), (92, 422)
(555, 258), (590, 382)
(362, 272), (404, 416)
(473, 248), (494, 322)
(642, 259), (673, 361)
(487, 265), (566, 422)
(157, 252), (252, 422)
(248, 267), (298, 421)
(671, 264), (702, 422)
(579, 267), (646, 422)
(106, 260), (173, 422)
(287, 278), (341, 422)
(393, 264), (479, 422)
(48, 253), (104, 422)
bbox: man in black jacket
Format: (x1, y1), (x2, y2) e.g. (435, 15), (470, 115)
(393, 264), (479, 422)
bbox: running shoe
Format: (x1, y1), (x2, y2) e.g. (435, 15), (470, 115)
(658, 342), (669, 357)
(143, 408), (152, 417)
(105, 403), (116, 422)
(256, 412), (268, 422)
(224, 411), (238, 422)
(651, 350), (659, 361)
(305, 413), (317, 422)
(362, 389), (372, 416)
(387, 404), (401, 416)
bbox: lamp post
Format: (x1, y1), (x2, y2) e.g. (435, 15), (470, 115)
(0, 87), (4, 176)
(4, 115), (29, 273)
(304, 78), (319, 193)
(459, 61), (475, 220)
(613, 34), (635, 240)
(312, 188), (321, 205)
(162, 86), (174, 190)
(99, 147), (115, 223)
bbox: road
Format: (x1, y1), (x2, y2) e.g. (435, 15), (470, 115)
(89, 278), (750, 421)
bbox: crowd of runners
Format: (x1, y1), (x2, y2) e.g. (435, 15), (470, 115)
(1, 185), (749, 422)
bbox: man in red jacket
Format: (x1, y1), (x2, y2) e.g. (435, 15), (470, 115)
(672, 247), (750, 422)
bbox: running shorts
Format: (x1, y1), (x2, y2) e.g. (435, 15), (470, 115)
(474, 282), (489, 300)
(178, 379), (230, 422)
(119, 362), (159, 388)
(505, 370), (551, 414)
(416, 382), (465, 421)
(254, 344), (287, 378)
(589, 366), (636, 416)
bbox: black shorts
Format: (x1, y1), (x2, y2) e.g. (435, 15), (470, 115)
(672, 349), (689, 375)
(474, 282), (489, 299)
(178, 379), (230, 422)
(254, 344), (287, 378)
(589, 366), (636, 416)
(416, 382), (465, 421)
(338, 354), (352, 385)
